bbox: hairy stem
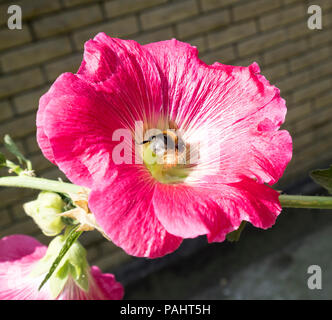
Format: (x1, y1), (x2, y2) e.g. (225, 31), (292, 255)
(279, 194), (332, 209)
(0, 176), (84, 195)
(1, 176), (332, 210)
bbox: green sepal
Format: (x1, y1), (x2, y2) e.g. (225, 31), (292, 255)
(310, 165), (332, 194)
(62, 233), (89, 291)
(36, 228), (85, 296)
(69, 262), (89, 292)
(226, 221), (247, 242)
(50, 261), (70, 298)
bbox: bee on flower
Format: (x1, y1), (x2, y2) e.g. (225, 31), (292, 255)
(37, 33), (292, 258)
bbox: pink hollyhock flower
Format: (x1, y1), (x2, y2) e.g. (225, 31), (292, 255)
(0, 235), (124, 300)
(37, 33), (292, 258)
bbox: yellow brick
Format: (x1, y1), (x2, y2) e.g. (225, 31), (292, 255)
(0, 68), (44, 99)
(200, 0), (239, 11)
(14, 86), (48, 115)
(0, 0), (61, 24)
(233, 0), (281, 21)
(106, 0), (167, 18)
(0, 208), (11, 229)
(238, 29), (286, 57)
(0, 218), (40, 237)
(0, 187), (35, 208)
(134, 27), (174, 45)
(259, 3), (305, 31)
(293, 79), (331, 103)
(44, 53), (82, 82)
(141, 0), (199, 30)
(208, 21), (257, 49)
(73, 16), (139, 50)
(33, 5), (103, 39)
(315, 89), (332, 110)
(276, 70), (310, 94)
(177, 10), (230, 39)
(286, 102), (312, 123)
(64, 0), (96, 7)
(264, 39), (307, 65)
(201, 46), (236, 65)
(0, 26), (32, 51)
(290, 47), (330, 72)
(25, 135), (40, 155)
(0, 100), (13, 122)
(188, 36), (207, 54)
(1, 37), (72, 72)
(0, 114), (36, 140)
(262, 63), (288, 82)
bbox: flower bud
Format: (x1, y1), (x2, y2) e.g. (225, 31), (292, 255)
(24, 191), (66, 236)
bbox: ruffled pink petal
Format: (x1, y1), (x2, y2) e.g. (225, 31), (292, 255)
(41, 72), (126, 187)
(153, 177), (281, 241)
(77, 33), (166, 128)
(36, 93), (56, 165)
(38, 34), (168, 187)
(144, 40), (292, 185)
(57, 266), (124, 300)
(144, 39), (204, 122)
(206, 178), (282, 242)
(0, 235), (50, 300)
(0, 234), (45, 263)
(153, 183), (215, 238)
(89, 165), (182, 258)
(90, 266), (124, 300)
(0, 235), (124, 300)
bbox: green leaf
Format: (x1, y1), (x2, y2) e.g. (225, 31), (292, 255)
(226, 221), (247, 242)
(310, 166), (332, 194)
(4, 134), (32, 170)
(38, 226), (83, 291)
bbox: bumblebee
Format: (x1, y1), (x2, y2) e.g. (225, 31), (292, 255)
(141, 130), (188, 167)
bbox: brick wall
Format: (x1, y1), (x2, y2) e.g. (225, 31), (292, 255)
(0, 0), (331, 272)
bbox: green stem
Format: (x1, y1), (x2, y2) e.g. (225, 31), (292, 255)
(1, 176), (332, 210)
(279, 194), (332, 209)
(0, 176), (84, 195)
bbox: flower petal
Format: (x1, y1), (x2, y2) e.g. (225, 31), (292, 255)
(89, 165), (183, 258)
(90, 266), (124, 300)
(153, 183), (215, 238)
(206, 178), (282, 242)
(0, 235), (50, 300)
(145, 40), (292, 185)
(41, 72), (125, 187)
(78, 33), (166, 129)
(36, 92), (56, 165)
(153, 177), (281, 241)
(39, 34), (168, 187)
(0, 235), (124, 300)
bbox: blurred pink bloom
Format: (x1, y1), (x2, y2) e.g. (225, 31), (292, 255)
(0, 235), (124, 300)
(37, 33), (292, 258)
